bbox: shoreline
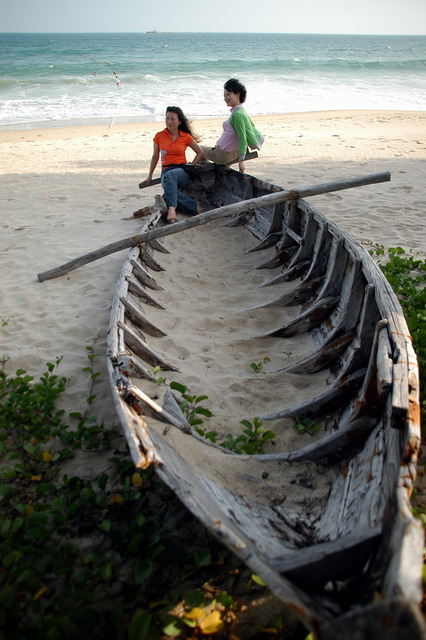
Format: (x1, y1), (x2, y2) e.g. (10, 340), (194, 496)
(0, 108), (424, 137)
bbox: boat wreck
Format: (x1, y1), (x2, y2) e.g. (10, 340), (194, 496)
(39, 164), (425, 638)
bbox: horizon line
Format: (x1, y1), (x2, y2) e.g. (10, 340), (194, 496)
(1, 30), (425, 37)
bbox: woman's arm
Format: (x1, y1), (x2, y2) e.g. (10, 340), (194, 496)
(140, 142), (160, 186)
(189, 140), (204, 165)
(230, 110), (248, 172)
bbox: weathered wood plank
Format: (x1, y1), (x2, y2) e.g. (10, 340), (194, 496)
(261, 368), (366, 421)
(255, 245), (298, 270)
(318, 599), (426, 640)
(259, 295), (339, 338)
(251, 276), (325, 309)
(254, 415), (377, 463)
(139, 245), (165, 271)
(119, 321), (178, 371)
(126, 276), (166, 309)
(130, 259), (164, 291)
(121, 296), (166, 337)
(37, 172), (391, 281)
(273, 526), (382, 588)
(276, 331), (355, 375)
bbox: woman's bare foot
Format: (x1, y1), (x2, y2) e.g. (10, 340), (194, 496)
(167, 206), (177, 223)
(195, 203), (203, 215)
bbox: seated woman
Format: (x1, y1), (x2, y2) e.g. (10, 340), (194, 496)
(201, 78), (264, 174)
(142, 106), (204, 223)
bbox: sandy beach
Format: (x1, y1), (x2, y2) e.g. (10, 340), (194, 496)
(1, 109), (425, 431)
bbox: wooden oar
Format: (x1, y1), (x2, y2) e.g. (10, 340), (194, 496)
(37, 171), (390, 282)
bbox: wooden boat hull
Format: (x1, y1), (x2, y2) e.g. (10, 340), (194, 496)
(107, 165), (424, 638)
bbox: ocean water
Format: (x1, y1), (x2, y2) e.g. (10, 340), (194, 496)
(0, 32), (425, 130)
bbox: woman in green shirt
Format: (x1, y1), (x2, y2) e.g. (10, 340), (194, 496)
(201, 78), (264, 173)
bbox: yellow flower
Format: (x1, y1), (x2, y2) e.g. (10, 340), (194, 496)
(34, 586), (48, 600)
(198, 611), (224, 635)
(184, 607), (205, 620)
(42, 450), (53, 462)
(31, 475), (42, 482)
(183, 606), (224, 635)
(132, 473), (143, 487)
(108, 494), (123, 504)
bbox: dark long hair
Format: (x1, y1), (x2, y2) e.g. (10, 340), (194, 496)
(166, 106), (200, 141)
(223, 78), (247, 103)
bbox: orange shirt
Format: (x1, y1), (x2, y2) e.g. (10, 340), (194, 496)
(154, 128), (194, 167)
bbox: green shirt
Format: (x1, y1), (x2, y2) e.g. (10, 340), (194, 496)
(229, 107), (264, 160)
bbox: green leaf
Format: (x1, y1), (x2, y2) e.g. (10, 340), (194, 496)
(194, 550), (211, 567)
(3, 550), (22, 567)
(162, 615), (184, 637)
(129, 609), (158, 640)
(134, 559), (153, 583)
(261, 430), (276, 442)
(217, 591), (235, 607)
(194, 407), (213, 417)
(100, 562), (112, 581)
(27, 512), (49, 524)
(170, 381), (187, 394)
(1, 519), (11, 533)
(136, 513), (146, 527)
(97, 473), (108, 490)
(100, 519), (111, 532)
(12, 517), (24, 533)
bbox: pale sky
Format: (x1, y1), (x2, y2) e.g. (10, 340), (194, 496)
(1, 0), (425, 35)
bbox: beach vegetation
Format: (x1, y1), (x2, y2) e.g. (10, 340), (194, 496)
(153, 369), (277, 454)
(220, 418), (276, 455)
(369, 245), (426, 577)
(292, 417), (320, 436)
(250, 355), (270, 372)
(170, 380), (213, 427)
(369, 244), (426, 425)
(0, 351), (294, 639)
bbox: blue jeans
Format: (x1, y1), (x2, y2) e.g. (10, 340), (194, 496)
(161, 167), (197, 214)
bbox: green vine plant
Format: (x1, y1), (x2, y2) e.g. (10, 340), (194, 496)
(1, 318), (10, 370)
(2, 349), (286, 639)
(369, 244), (426, 425)
(250, 355), (270, 373)
(368, 244), (426, 545)
(220, 417), (276, 455)
(0, 340), (306, 639)
(153, 368), (276, 454)
(292, 417), (320, 436)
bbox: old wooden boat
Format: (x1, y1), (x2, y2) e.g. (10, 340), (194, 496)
(106, 164), (424, 638)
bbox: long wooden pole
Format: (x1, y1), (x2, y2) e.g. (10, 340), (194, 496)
(37, 171), (390, 282)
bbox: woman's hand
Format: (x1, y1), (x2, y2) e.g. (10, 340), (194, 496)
(238, 160), (246, 173)
(189, 140), (204, 165)
(140, 142), (160, 187)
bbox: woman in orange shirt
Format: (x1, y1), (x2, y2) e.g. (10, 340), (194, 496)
(142, 106), (204, 223)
